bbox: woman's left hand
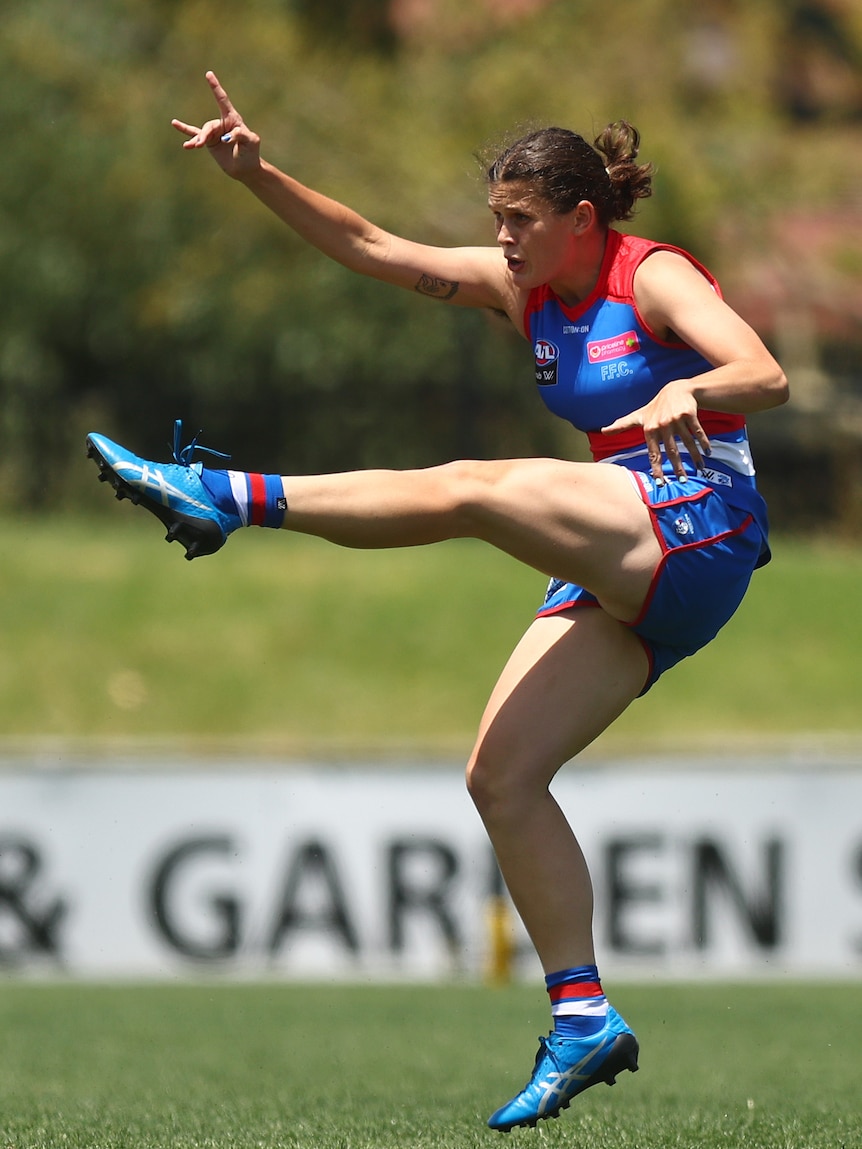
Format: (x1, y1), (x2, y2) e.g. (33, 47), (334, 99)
(601, 379), (710, 482)
(171, 71), (262, 181)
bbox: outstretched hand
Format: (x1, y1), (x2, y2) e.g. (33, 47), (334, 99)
(171, 71), (261, 178)
(602, 380), (710, 482)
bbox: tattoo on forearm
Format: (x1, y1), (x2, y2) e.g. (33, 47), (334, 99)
(415, 274), (459, 300)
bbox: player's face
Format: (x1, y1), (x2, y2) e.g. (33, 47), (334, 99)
(488, 182), (581, 289)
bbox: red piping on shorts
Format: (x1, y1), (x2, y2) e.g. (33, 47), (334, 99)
(629, 471), (755, 629)
(535, 599), (601, 619)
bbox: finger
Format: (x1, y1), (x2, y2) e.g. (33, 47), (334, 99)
(200, 119), (230, 149)
(694, 424), (712, 463)
(675, 424), (703, 470)
(685, 437), (706, 472)
(205, 70), (237, 119)
(677, 418), (710, 472)
(644, 431), (665, 483)
(663, 428), (692, 480)
(171, 118), (202, 139)
(600, 413), (636, 435)
(210, 123), (253, 152)
(171, 117), (223, 149)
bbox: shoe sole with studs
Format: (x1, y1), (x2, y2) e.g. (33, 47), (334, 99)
(86, 436), (226, 561)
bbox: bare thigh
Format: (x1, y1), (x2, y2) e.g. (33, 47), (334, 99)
(465, 607), (650, 970)
(468, 606), (650, 797)
(454, 458), (659, 621)
(282, 458), (661, 623)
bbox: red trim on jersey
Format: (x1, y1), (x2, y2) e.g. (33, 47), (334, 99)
(522, 230), (722, 341)
(588, 410), (746, 462)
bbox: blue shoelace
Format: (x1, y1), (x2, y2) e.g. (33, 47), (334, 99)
(171, 419), (231, 467)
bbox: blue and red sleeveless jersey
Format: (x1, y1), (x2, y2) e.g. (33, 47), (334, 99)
(523, 230), (768, 543)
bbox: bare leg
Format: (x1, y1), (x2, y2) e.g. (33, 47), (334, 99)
(465, 607), (648, 973)
(281, 458), (661, 622)
(276, 457), (656, 968)
(86, 430), (646, 1128)
(472, 604), (647, 1131)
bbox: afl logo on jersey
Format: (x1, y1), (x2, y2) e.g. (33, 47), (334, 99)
(534, 339), (559, 386)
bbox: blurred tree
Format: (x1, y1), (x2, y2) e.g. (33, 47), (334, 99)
(1, 0), (861, 526)
(292, 0), (397, 54)
(774, 0), (862, 123)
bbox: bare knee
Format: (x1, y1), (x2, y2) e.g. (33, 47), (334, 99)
(465, 750), (499, 820)
(466, 740), (541, 826)
(428, 459), (503, 535)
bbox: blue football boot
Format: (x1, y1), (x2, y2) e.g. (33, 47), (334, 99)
(487, 1006), (639, 1132)
(86, 421), (238, 560)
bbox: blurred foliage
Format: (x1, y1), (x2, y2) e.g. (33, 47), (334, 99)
(2, 0), (862, 515)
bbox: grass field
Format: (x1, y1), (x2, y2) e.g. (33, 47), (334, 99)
(3, 516), (862, 1148)
(2, 514), (862, 759)
(1, 982), (860, 1148)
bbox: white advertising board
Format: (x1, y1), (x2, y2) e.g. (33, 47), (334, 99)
(1, 763), (861, 979)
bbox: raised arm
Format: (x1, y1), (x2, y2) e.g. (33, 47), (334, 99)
(172, 71), (512, 313)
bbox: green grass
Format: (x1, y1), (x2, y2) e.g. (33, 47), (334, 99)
(2, 514), (862, 757)
(1, 982), (860, 1148)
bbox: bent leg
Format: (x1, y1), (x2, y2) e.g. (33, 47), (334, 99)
(281, 458), (661, 622)
(465, 606), (649, 974)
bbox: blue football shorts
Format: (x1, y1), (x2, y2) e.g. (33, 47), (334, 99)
(536, 469), (767, 693)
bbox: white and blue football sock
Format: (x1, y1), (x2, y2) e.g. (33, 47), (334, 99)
(199, 468), (287, 529)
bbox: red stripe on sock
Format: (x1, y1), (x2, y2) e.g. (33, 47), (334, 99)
(249, 472), (266, 526)
(548, 981), (604, 1003)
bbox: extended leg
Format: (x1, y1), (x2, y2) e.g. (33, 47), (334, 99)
(87, 430), (661, 622)
(86, 428), (646, 1130)
(278, 458), (660, 621)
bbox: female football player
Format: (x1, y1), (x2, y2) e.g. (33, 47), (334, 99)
(88, 71), (787, 1131)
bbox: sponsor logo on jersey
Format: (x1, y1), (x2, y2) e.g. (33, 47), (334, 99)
(586, 330), (640, 363)
(535, 339), (558, 366)
(534, 339), (559, 386)
(699, 467), (732, 487)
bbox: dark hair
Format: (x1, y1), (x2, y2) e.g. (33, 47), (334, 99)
(485, 122), (653, 226)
